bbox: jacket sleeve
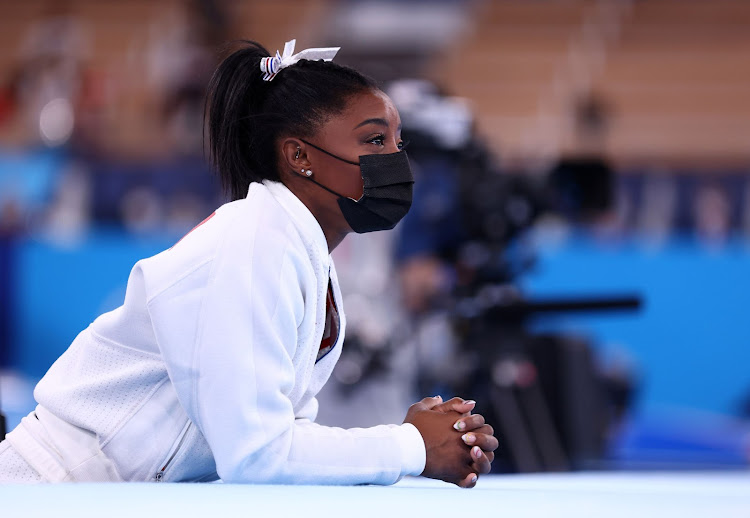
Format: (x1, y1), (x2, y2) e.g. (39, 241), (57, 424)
(148, 216), (425, 485)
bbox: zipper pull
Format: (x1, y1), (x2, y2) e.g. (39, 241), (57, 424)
(155, 471), (164, 482)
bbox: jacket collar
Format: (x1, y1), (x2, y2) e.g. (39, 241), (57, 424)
(259, 180), (330, 261)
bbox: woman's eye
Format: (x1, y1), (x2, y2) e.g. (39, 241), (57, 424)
(398, 140), (408, 150)
(366, 135), (386, 146)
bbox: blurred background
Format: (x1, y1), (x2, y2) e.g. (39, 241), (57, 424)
(0, 0), (749, 473)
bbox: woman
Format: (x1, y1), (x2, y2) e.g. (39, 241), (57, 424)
(0, 40), (497, 486)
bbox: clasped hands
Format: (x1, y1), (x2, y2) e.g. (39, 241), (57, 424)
(404, 395), (498, 488)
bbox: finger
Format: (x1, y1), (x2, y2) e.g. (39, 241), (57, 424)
(461, 432), (499, 452)
(452, 413), (485, 432)
(469, 446), (492, 475)
(431, 397), (476, 416)
(472, 424), (494, 437)
(457, 472), (478, 489)
(485, 451), (495, 464)
(410, 395), (443, 413)
(419, 395), (444, 410)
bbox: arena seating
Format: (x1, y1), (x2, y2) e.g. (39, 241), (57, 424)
(431, 0), (750, 166)
(0, 0), (332, 156)
(3, 0), (748, 166)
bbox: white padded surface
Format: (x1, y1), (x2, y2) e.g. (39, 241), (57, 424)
(0, 471), (748, 517)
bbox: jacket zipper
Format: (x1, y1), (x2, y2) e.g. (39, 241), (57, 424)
(154, 421), (192, 482)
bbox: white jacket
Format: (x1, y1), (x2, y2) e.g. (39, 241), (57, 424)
(17, 180), (425, 483)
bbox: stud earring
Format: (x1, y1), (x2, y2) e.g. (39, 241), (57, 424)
(305, 169), (313, 177)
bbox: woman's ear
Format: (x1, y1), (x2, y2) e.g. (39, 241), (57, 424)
(281, 138), (311, 178)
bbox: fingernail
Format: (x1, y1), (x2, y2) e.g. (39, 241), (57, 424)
(472, 446), (482, 459)
(433, 395), (442, 401)
(471, 474), (478, 484)
(462, 433), (476, 445)
(464, 400), (476, 406)
(453, 420), (465, 431)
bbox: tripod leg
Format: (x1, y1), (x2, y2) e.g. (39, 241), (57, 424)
(518, 379), (569, 471)
(490, 384), (542, 472)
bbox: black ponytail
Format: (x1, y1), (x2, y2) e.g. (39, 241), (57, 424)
(205, 40), (378, 201)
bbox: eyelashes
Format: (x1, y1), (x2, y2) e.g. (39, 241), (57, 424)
(365, 133), (408, 150)
(365, 133), (386, 146)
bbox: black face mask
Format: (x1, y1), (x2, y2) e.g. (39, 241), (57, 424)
(299, 139), (414, 233)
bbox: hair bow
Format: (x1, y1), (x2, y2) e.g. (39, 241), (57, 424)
(260, 39), (340, 81)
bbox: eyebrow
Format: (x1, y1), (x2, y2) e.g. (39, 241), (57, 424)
(354, 118), (388, 130)
(353, 118), (403, 131)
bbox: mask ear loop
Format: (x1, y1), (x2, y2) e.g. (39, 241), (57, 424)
(299, 139), (360, 166)
(301, 172), (357, 200)
(296, 139), (363, 201)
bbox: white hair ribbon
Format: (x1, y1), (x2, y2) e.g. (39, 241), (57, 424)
(259, 39), (340, 82)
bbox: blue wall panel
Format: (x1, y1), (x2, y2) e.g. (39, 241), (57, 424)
(522, 238), (750, 416)
(8, 232), (750, 416)
(11, 232), (174, 375)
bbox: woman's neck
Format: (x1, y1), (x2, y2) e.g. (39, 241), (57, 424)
(281, 178), (350, 253)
